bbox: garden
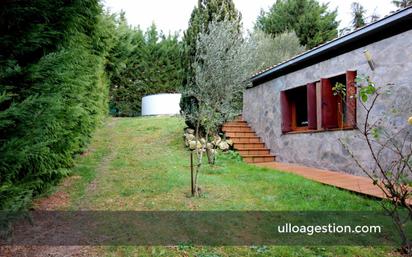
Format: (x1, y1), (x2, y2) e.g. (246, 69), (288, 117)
(1, 116), (401, 256)
(0, 0), (411, 256)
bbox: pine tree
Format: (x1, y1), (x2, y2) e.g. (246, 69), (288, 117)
(351, 2), (367, 29)
(256, 0), (339, 49)
(106, 17), (184, 116)
(106, 13), (145, 116)
(392, 0), (412, 8)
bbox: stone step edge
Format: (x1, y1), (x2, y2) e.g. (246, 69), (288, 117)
(226, 136), (261, 138)
(235, 147), (270, 151)
(240, 154), (276, 158)
(222, 124), (249, 127)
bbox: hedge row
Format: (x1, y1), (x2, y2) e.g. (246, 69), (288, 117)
(0, 0), (112, 211)
(107, 19), (184, 117)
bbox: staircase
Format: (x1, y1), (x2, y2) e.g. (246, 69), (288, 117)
(222, 117), (276, 163)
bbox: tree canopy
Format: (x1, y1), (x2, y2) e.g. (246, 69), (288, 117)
(246, 30), (305, 73)
(0, 0), (113, 211)
(256, 0), (339, 49)
(180, 0), (242, 127)
(182, 17), (304, 130)
(392, 0), (412, 8)
(183, 0), (241, 70)
(106, 16), (184, 116)
(351, 2), (367, 29)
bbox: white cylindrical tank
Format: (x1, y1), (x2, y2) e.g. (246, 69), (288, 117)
(141, 93), (182, 116)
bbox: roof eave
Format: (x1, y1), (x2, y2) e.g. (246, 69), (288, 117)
(249, 6), (412, 88)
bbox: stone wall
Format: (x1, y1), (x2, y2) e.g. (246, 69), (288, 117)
(243, 30), (412, 176)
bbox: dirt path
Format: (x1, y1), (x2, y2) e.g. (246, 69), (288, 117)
(79, 119), (118, 210)
(1, 117), (400, 257)
(0, 119), (120, 257)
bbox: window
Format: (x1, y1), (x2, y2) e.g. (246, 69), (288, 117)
(282, 86), (308, 131)
(280, 70), (357, 134)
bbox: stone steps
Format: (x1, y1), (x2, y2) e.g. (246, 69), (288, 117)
(230, 137), (262, 144)
(243, 155), (276, 163)
(222, 126), (252, 132)
(225, 131), (256, 137)
(237, 148), (271, 156)
(233, 142), (266, 149)
(224, 120), (248, 126)
(222, 117), (275, 163)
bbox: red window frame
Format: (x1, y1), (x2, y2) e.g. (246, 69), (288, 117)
(280, 70), (357, 134)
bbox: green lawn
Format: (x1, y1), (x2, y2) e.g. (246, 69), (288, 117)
(58, 116), (399, 256)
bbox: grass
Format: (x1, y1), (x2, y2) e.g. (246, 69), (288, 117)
(59, 116), (400, 256)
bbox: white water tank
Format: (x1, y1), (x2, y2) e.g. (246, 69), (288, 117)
(141, 93), (182, 116)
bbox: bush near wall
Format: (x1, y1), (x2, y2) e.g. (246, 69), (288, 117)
(0, 0), (113, 211)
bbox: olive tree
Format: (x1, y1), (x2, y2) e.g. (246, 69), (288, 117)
(184, 19), (249, 195)
(184, 19), (304, 196)
(244, 30), (305, 72)
(339, 76), (412, 253)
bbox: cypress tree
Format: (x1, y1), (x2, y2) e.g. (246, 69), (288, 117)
(180, 0), (242, 127)
(106, 18), (184, 117)
(392, 0), (412, 8)
(0, 0), (113, 211)
(351, 2), (367, 29)
(256, 0), (339, 49)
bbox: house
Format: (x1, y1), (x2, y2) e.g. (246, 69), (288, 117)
(242, 7), (412, 176)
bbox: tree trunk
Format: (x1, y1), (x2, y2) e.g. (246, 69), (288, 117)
(205, 130), (215, 165)
(190, 151), (195, 196)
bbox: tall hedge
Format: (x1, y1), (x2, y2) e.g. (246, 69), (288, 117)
(107, 17), (184, 117)
(0, 0), (112, 211)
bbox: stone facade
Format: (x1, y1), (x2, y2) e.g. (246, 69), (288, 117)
(243, 30), (412, 176)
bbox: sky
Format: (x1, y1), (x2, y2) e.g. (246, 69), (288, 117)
(103, 0), (397, 35)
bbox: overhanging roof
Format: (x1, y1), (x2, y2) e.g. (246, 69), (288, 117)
(249, 6), (412, 87)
